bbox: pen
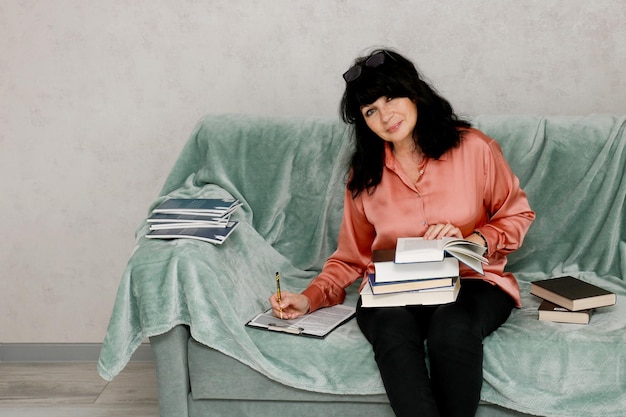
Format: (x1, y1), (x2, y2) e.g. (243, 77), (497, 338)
(276, 272), (283, 319)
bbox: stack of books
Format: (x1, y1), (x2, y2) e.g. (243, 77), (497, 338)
(531, 276), (616, 324)
(145, 198), (242, 245)
(360, 237), (487, 308)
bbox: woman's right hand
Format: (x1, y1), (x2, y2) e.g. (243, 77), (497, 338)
(423, 223), (463, 240)
(269, 291), (310, 320)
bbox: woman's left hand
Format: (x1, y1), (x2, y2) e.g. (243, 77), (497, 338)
(423, 223), (463, 240)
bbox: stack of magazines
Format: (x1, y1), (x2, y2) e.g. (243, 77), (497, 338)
(145, 198), (241, 245)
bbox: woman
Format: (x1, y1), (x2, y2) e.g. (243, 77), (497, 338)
(270, 49), (535, 417)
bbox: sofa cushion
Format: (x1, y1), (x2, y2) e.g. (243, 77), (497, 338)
(188, 337), (389, 403)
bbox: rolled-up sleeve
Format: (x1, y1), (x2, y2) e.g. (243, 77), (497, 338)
(478, 139), (535, 257)
(302, 189), (375, 312)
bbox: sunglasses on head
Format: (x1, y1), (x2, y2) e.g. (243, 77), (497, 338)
(342, 51), (394, 83)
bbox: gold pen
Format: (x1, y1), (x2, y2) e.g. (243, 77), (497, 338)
(275, 272), (283, 319)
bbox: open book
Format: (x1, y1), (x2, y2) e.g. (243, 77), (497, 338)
(246, 304), (356, 338)
(373, 249), (460, 284)
(394, 237), (487, 275)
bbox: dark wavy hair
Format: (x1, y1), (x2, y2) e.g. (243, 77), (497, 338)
(340, 49), (471, 197)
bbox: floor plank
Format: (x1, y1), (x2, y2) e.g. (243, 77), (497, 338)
(95, 362), (158, 404)
(0, 363), (106, 404)
(0, 404), (159, 417)
(0, 362), (158, 416)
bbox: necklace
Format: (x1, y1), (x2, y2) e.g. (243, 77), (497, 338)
(392, 147), (426, 184)
(414, 157), (427, 183)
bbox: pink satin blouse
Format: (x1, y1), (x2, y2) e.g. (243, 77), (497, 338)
(302, 128), (535, 310)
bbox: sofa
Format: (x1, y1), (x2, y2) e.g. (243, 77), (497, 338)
(98, 114), (626, 417)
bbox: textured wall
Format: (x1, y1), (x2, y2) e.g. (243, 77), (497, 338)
(1, 0), (625, 343)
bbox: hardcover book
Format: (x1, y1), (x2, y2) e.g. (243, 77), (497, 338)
(530, 276), (616, 311)
(537, 300), (592, 325)
(360, 278), (460, 308)
(394, 237), (487, 274)
(373, 249), (460, 284)
(368, 273), (455, 295)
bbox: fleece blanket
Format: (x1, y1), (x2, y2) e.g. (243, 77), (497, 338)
(98, 114), (626, 416)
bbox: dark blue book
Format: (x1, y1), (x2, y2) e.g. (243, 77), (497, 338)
(368, 273), (455, 295)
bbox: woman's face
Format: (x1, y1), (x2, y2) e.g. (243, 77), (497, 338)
(361, 96), (418, 147)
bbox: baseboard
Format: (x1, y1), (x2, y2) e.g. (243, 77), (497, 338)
(0, 343), (154, 362)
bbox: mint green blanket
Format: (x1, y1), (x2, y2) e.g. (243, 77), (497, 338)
(99, 114), (626, 416)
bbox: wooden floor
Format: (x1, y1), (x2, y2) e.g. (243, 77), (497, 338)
(0, 362), (159, 417)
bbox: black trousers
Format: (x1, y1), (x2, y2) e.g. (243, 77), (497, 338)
(356, 280), (515, 417)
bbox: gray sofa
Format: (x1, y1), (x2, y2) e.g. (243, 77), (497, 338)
(99, 114), (626, 417)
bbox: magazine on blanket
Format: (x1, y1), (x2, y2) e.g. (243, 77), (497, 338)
(246, 304), (356, 338)
(152, 197), (242, 217)
(145, 221), (239, 245)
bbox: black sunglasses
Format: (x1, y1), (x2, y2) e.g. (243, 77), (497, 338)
(342, 51), (394, 83)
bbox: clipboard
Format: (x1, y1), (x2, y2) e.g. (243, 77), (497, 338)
(245, 304), (356, 338)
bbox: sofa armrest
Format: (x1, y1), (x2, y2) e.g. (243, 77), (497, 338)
(150, 325), (192, 417)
